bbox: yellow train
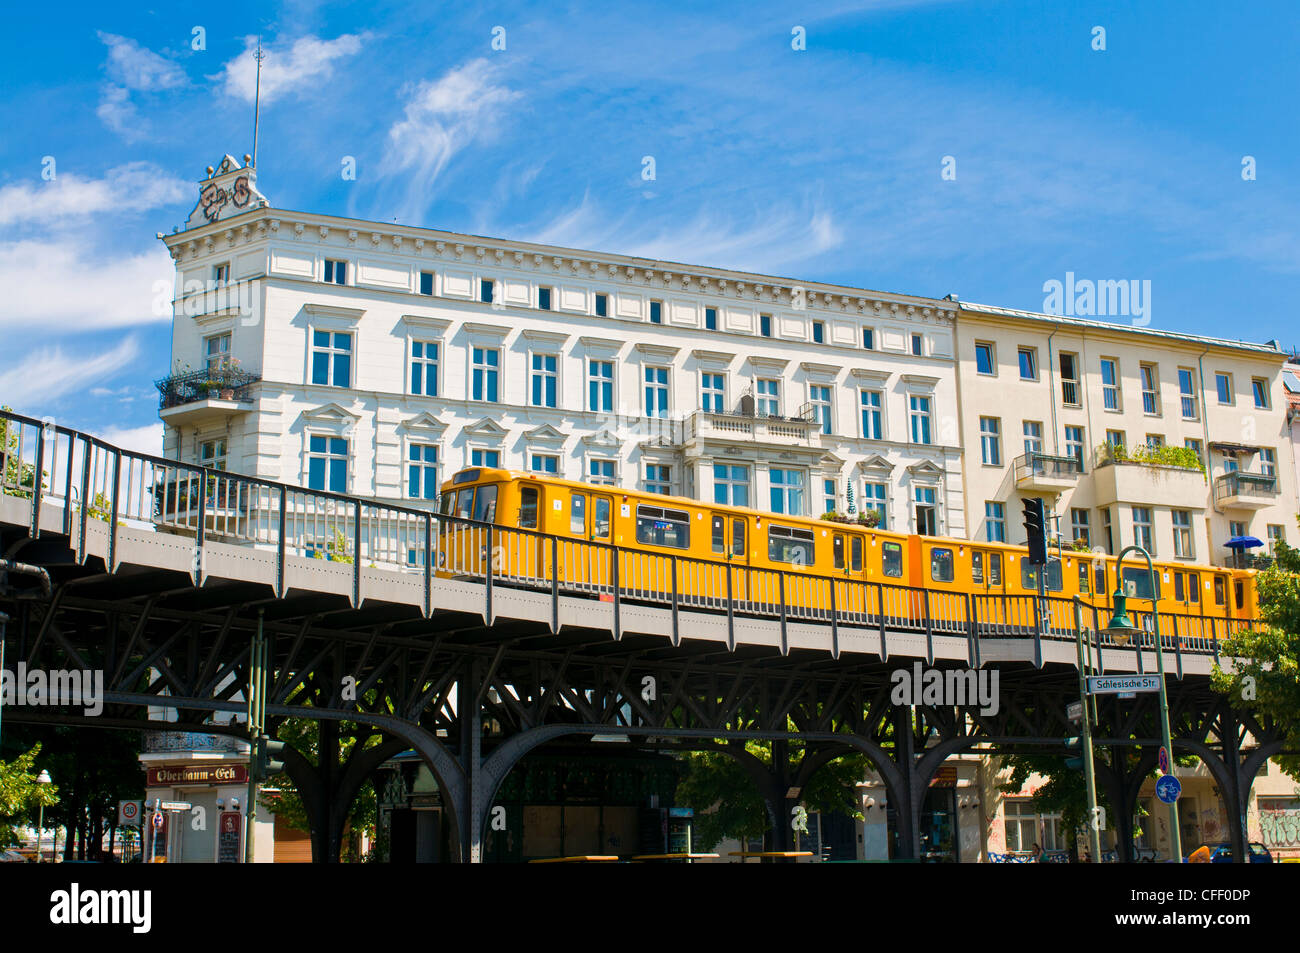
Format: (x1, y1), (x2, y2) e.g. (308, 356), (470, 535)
(437, 467), (1257, 644)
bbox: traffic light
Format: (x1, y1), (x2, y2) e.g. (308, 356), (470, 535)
(1064, 735), (1084, 771)
(1022, 497), (1047, 566)
(251, 734), (287, 782)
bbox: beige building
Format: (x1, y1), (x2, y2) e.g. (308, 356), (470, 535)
(953, 302), (1296, 568)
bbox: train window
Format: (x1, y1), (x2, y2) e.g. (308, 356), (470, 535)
(989, 553), (1002, 586)
(1174, 572), (1185, 602)
(570, 494), (586, 535)
(1188, 572), (1199, 604)
(712, 515), (726, 554)
(636, 505), (691, 549)
(519, 487), (539, 529)
(971, 551), (984, 585)
(930, 547), (955, 583)
(1021, 560), (1063, 592)
(833, 534), (845, 570)
(1094, 564), (1107, 596)
(474, 484), (498, 523)
(1122, 566), (1160, 600)
(732, 518), (746, 555)
(1214, 575), (1226, 606)
(593, 498), (611, 539)
(455, 488), (474, 520)
(882, 541), (903, 578)
(453, 469), (481, 485)
(769, 524), (815, 565)
(1077, 562), (1090, 593)
(851, 536), (863, 573)
(440, 491), (455, 515)
(1235, 580), (1244, 610)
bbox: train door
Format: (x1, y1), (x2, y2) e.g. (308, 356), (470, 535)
(568, 491), (613, 590)
(970, 547), (1006, 629)
(509, 482), (544, 583)
(729, 515), (750, 605)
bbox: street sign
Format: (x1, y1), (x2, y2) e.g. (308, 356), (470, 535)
(1155, 775), (1182, 804)
(152, 810), (164, 829)
(160, 800), (191, 812)
(1087, 674), (1160, 695)
(1066, 701), (1083, 722)
(118, 799), (143, 827)
(1158, 746), (1170, 775)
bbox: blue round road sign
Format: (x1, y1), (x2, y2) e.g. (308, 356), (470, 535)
(1155, 774), (1182, 804)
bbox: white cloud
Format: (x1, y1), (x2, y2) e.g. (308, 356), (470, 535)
(0, 239), (174, 331)
(97, 32), (187, 91)
(97, 422), (164, 458)
(218, 33), (366, 105)
(96, 85), (142, 140)
(0, 162), (190, 228)
(0, 337), (140, 406)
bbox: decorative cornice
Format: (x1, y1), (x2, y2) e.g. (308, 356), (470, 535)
(302, 303), (365, 323)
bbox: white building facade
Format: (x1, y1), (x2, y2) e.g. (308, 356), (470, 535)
(159, 156), (966, 539)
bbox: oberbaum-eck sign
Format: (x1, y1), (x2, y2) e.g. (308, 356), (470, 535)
(147, 764), (248, 786)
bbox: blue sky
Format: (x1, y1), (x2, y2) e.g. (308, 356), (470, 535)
(2, 0), (1298, 452)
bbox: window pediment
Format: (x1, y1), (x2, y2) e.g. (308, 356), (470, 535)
(301, 402), (359, 427)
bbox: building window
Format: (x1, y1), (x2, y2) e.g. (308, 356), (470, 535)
(860, 390), (883, 440)
(323, 259), (347, 284)
(1003, 800), (1037, 854)
(649, 300), (663, 324)
(646, 464), (671, 495)
(1101, 507), (1114, 555)
(1267, 524), (1286, 553)
(1172, 509), (1193, 558)
(862, 327), (875, 350)
(419, 271), (434, 296)
(809, 384), (832, 435)
(1101, 358), (1120, 410)
(1106, 429), (1125, 449)
(530, 353), (558, 408)
(205, 333), (231, 374)
(985, 501), (1005, 542)
(1252, 377), (1270, 409)
(811, 321), (825, 344)
(1023, 420), (1042, 455)
(1018, 347), (1038, 380)
(471, 449), (500, 468)
(479, 279), (495, 304)
(862, 482), (887, 528)
(595, 293), (608, 317)
(757, 378), (780, 417)
(472, 347), (500, 402)
(1185, 438), (1203, 463)
(1059, 352), (1080, 406)
(757, 314), (772, 338)
(588, 360), (613, 412)
(410, 341), (439, 396)
(1178, 367), (1197, 419)
(1132, 506), (1154, 554)
(714, 464), (750, 507)
(701, 373), (725, 413)
(769, 468), (804, 515)
(1215, 372), (1232, 404)
(1146, 433), (1164, 448)
(199, 437), (227, 471)
(590, 458), (616, 486)
(311, 330), (352, 387)
(823, 478), (836, 514)
(1229, 519), (1246, 540)
(1065, 426), (1085, 469)
(212, 262), (230, 284)
(975, 342), (995, 375)
(644, 366), (669, 418)
(980, 417), (1001, 466)
(911, 333), (923, 357)
(909, 395), (932, 445)
(914, 486), (937, 535)
(538, 286), (553, 311)
(1140, 363), (1159, 415)
(530, 454), (558, 475)
(1071, 509), (1090, 546)
(307, 435), (348, 492)
(407, 444), (439, 499)
(1255, 447), (1276, 477)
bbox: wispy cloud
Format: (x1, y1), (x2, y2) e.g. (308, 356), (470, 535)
(0, 162), (189, 229)
(217, 33), (367, 105)
(97, 421), (163, 458)
(95, 32), (187, 140)
(0, 336), (140, 405)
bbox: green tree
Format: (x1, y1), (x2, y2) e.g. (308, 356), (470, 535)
(1212, 533), (1300, 780)
(0, 743), (60, 846)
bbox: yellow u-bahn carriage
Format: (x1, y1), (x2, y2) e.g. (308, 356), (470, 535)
(437, 467), (1257, 644)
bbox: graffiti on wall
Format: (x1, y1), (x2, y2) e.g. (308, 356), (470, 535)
(1260, 810), (1300, 848)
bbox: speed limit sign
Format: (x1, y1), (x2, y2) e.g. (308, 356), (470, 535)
(118, 800), (143, 827)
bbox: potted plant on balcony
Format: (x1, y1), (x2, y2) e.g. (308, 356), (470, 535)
(215, 358), (241, 399)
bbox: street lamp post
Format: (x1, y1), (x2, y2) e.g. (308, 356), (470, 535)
(1071, 596), (1102, 863)
(1105, 545), (1182, 864)
(35, 769), (51, 862)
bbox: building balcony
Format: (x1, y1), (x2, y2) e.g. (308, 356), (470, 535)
(1213, 471), (1279, 510)
(155, 365), (260, 427)
(1092, 444), (1207, 509)
(683, 408), (821, 452)
(141, 730), (248, 755)
(1014, 452), (1081, 493)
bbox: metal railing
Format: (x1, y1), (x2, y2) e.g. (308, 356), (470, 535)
(1213, 471), (1279, 504)
(0, 408), (1252, 660)
(155, 366), (261, 410)
(1060, 379), (1080, 407)
(1014, 452), (1082, 481)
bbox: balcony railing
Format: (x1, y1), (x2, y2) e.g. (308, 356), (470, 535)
(1060, 379), (1080, 407)
(1093, 442), (1205, 473)
(155, 366), (260, 410)
(1213, 471), (1279, 505)
(1014, 452), (1082, 480)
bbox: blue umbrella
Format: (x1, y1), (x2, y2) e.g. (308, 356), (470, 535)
(1225, 536), (1264, 550)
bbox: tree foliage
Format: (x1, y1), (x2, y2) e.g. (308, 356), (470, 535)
(0, 743), (60, 846)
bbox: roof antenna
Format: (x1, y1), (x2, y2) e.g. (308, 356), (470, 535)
(251, 38), (266, 168)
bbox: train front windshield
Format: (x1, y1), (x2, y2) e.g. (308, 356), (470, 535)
(440, 483), (499, 522)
